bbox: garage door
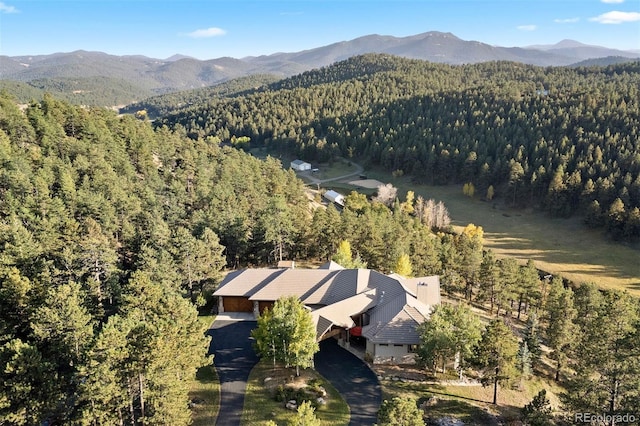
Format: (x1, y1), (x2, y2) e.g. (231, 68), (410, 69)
(222, 296), (253, 312)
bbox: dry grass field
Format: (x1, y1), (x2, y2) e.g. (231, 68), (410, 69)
(362, 170), (640, 295)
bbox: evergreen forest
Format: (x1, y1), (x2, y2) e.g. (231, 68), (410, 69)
(156, 55), (640, 240)
(1, 53), (640, 424)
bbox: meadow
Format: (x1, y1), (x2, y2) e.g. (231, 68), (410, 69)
(319, 163), (640, 295)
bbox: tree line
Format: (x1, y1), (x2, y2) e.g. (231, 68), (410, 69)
(157, 55), (640, 240)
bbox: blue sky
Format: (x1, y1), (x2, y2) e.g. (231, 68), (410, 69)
(1, 0), (639, 59)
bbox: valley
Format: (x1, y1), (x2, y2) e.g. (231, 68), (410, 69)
(290, 157), (640, 294)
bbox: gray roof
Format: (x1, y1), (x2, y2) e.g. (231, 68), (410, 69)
(318, 260), (345, 270)
(310, 289), (378, 330)
(361, 291), (432, 344)
(316, 316), (334, 339)
(213, 268), (284, 297)
(213, 266), (439, 344)
(249, 269), (338, 301)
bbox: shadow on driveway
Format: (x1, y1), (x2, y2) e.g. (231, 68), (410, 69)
(208, 320), (258, 426)
(209, 322), (381, 426)
(315, 339), (381, 426)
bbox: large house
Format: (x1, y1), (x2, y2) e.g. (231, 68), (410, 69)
(213, 262), (440, 363)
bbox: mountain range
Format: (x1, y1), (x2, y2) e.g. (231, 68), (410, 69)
(1, 31), (638, 105)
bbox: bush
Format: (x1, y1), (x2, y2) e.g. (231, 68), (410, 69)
(273, 384), (321, 409)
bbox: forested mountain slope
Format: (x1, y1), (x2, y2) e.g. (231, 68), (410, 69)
(0, 92), (309, 424)
(1, 91), (639, 424)
(0, 91), (493, 423)
(119, 73), (282, 118)
(158, 55), (640, 240)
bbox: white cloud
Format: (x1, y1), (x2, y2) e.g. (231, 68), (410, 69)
(184, 27), (227, 38)
(589, 10), (640, 24)
(517, 25), (537, 31)
(554, 17), (580, 23)
(601, 0), (624, 3)
(0, 2), (18, 13)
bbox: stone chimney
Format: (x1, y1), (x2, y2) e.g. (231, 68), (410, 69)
(416, 277), (441, 306)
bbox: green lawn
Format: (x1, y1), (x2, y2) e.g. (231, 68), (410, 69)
(308, 158), (359, 180)
(361, 168), (640, 295)
(241, 360), (350, 426)
(190, 365), (220, 426)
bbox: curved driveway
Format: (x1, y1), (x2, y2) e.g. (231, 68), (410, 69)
(209, 318), (381, 426)
(314, 339), (381, 426)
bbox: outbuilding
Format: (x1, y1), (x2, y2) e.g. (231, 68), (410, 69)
(323, 190), (345, 206)
(290, 160), (312, 171)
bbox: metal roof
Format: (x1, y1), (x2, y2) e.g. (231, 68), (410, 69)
(213, 266), (439, 344)
(213, 268), (284, 297)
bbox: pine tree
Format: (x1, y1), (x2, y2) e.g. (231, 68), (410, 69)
(517, 341), (532, 384)
(562, 290), (639, 415)
(290, 401), (321, 426)
(521, 389), (553, 426)
(474, 319), (519, 404)
(516, 260), (541, 317)
(544, 278), (577, 381)
(522, 312), (542, 366)
(478, 250), (500, 314)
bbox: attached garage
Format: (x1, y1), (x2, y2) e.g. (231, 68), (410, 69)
(222, 296), (253, 312)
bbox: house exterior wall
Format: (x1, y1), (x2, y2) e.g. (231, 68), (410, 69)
(366, 340), (417, 364)
(374, 343), (409, 359)
(366, 339), (375, 356)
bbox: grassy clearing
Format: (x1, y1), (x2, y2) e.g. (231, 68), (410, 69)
(190, 314), (219, 426)
(380, 371), (564, 425)
(190, 365), (220, 426)
(242, 360), (350, 426)
(308, 158), (359, 180)
(359, 168), (640, 295)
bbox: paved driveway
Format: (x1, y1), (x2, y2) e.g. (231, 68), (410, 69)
(208, 318), (258, 426)
(314, 339), (382, 426)
(209, 317), (381, 426)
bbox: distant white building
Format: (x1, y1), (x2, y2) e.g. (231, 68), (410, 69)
(290, 159), (311, 171)
(323, 190), (345, 206)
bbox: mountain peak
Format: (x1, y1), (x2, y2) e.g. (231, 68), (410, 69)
(166, 54), (196, 62)
(553, 39), (589, 49)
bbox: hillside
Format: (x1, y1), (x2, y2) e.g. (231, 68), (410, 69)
(120, 74), (282, 118)
(1, 32), (638, 106)
(156, 54), (640, 241)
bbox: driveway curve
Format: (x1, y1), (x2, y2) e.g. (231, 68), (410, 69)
(208, 318), (258, 426)
(209, 318), (381, 426)
(314, 339), (382, 426)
